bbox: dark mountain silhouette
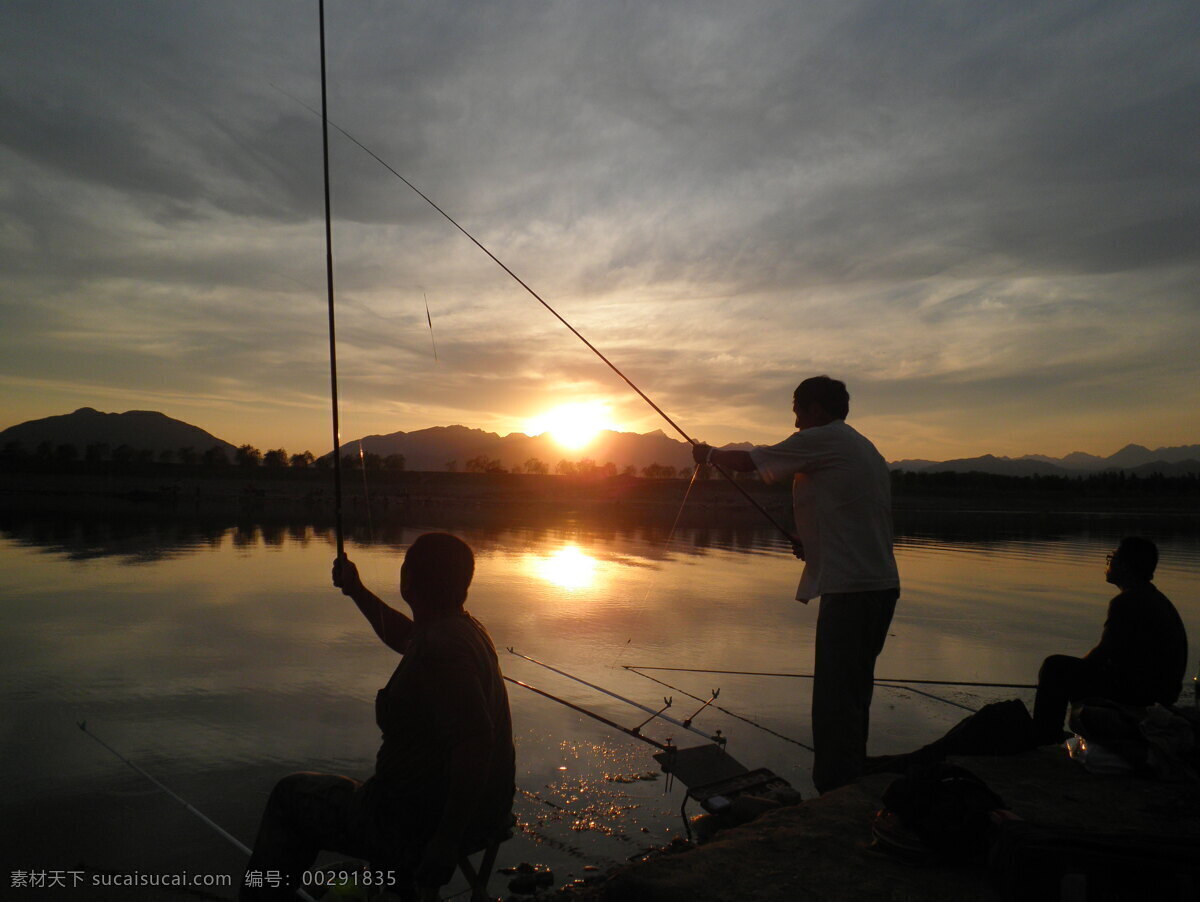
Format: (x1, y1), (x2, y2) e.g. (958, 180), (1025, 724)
(5, 408), (1197, 476)
(894, 444), (1200, 475)
(333, 425), (699, 473)
(1124, 459), (1200, 477)
(918, 455), (1070, 477)
(888, 458), (941, 471)
(0, 408), (237, 456)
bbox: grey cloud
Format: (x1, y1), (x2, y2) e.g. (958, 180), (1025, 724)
(2, 0), (1198, 456)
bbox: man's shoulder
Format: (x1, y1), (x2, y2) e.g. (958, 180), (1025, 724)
(763, 420), (856, 451)
(1111, 583), (1178, 613)
(417, 614), (496, 656)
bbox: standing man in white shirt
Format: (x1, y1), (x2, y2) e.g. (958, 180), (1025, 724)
(692, 376), (900, 793)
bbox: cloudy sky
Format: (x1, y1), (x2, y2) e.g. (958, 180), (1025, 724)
(2, 1), (1197, 461)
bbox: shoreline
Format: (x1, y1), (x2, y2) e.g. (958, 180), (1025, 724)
(569, 747), (1200, 902)
(3, 470), (1198, 524)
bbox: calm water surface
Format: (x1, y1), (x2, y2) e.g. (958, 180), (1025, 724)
(2, 515), (1198, 898)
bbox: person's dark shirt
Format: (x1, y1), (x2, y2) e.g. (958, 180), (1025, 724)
(1085, 583), (1188, 705)
(370, 612), (515, 835)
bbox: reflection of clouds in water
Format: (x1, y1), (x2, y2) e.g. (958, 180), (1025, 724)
(532, 545), (598, 592)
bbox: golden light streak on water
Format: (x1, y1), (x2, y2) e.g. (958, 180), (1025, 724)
(532, 544), (599, 591)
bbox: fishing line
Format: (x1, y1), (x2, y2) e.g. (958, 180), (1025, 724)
(605, 638), (633, 672)
(620, 462), (704, 668)
(269, 82), (797, 546)
(77, 722), (319, 902)
(357, 440), (376, 541)
(665, 463), (702, 547)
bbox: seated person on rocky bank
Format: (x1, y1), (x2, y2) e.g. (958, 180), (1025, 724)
(241, 533), (515, 900)
(1033, 536), (1188, 744)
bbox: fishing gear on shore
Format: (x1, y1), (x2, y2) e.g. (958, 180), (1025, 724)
(77, 722), (320, 902)
(508, 648), (725, 746)
(501, 667), (803, 841)
(625, 667), (814, 751)
(501, 676), (675, 752)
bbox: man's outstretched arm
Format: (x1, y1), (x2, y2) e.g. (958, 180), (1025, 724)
(332, 556), (413, 653)
(691, 444), (756, 472)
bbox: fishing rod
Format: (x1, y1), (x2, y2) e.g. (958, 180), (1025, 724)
(508, 648), (724, 745)
(423, 293), (439, 362)
(625, 668), (814, 751)
(624, 665), (1037, 690)
(318, 0), (345, 558)
(876, 682), (978, 714)
(269, 83), (797, 547)
(502, 676), (671, 752)
(77, 722), (319, 902)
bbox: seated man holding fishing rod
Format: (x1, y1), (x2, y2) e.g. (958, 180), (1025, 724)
(1032, 536), (1188, 744)
(242, 532), (515, 900)
(692, 376), (900, 794)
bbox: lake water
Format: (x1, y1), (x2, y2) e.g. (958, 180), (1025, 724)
(2, 512), (1198, 899)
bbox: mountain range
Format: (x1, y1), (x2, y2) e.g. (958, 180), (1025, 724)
(2, 408), (1198, 476)
(0, 408), (237, 458)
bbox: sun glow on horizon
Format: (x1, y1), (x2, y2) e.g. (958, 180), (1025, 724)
(525, 401), (615, 451)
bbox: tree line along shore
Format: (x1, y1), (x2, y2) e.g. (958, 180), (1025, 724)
(2, 442), (1198, 519)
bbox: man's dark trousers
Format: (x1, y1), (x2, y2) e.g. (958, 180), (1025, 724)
(812, 588), (898, 793)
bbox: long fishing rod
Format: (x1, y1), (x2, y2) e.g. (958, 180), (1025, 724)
(77, 722), (319, 902)
(508, 648), (724, 745)
(625, 668), (814, 751)
(876, 682), (978, 714)
(318, 0), (345, 557)
(269, 83), (797, 547)
(624, 665), (1037, 690)
(503, 676), (670, 751)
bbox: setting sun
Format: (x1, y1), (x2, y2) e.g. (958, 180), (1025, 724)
(525, 402), (614, 450)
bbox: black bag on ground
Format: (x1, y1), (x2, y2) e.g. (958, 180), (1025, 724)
(934, 699), (1037, 756)
(880, 763), (1007, 858)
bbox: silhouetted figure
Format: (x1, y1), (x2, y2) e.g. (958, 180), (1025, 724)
(1032, 537), (1188, 743)
(694, 376), (900, 793)
(241, 533), (515, 900)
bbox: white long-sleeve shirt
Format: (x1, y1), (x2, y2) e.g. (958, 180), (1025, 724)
(750, 420), (899, 601)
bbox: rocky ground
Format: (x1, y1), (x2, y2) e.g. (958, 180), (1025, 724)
(553, 746), (1200, 902)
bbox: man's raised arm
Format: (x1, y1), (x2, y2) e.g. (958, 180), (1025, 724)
(332, 556), (413, 653)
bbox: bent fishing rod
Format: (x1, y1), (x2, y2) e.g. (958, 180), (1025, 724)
(273, 82), (797, 548)
(78, 722), (319, 902)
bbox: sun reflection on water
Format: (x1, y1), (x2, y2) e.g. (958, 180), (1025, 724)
(533, 545), (598, 591)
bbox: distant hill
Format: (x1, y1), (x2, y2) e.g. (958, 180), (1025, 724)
(1123, 459), (1200, 477)
(4, 408), (1197, 476)
(893, 444), (1200, 476)
(917, 455), (1069, 477)
(332, 425), (701, 473)
(0, 408), (237, 457)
